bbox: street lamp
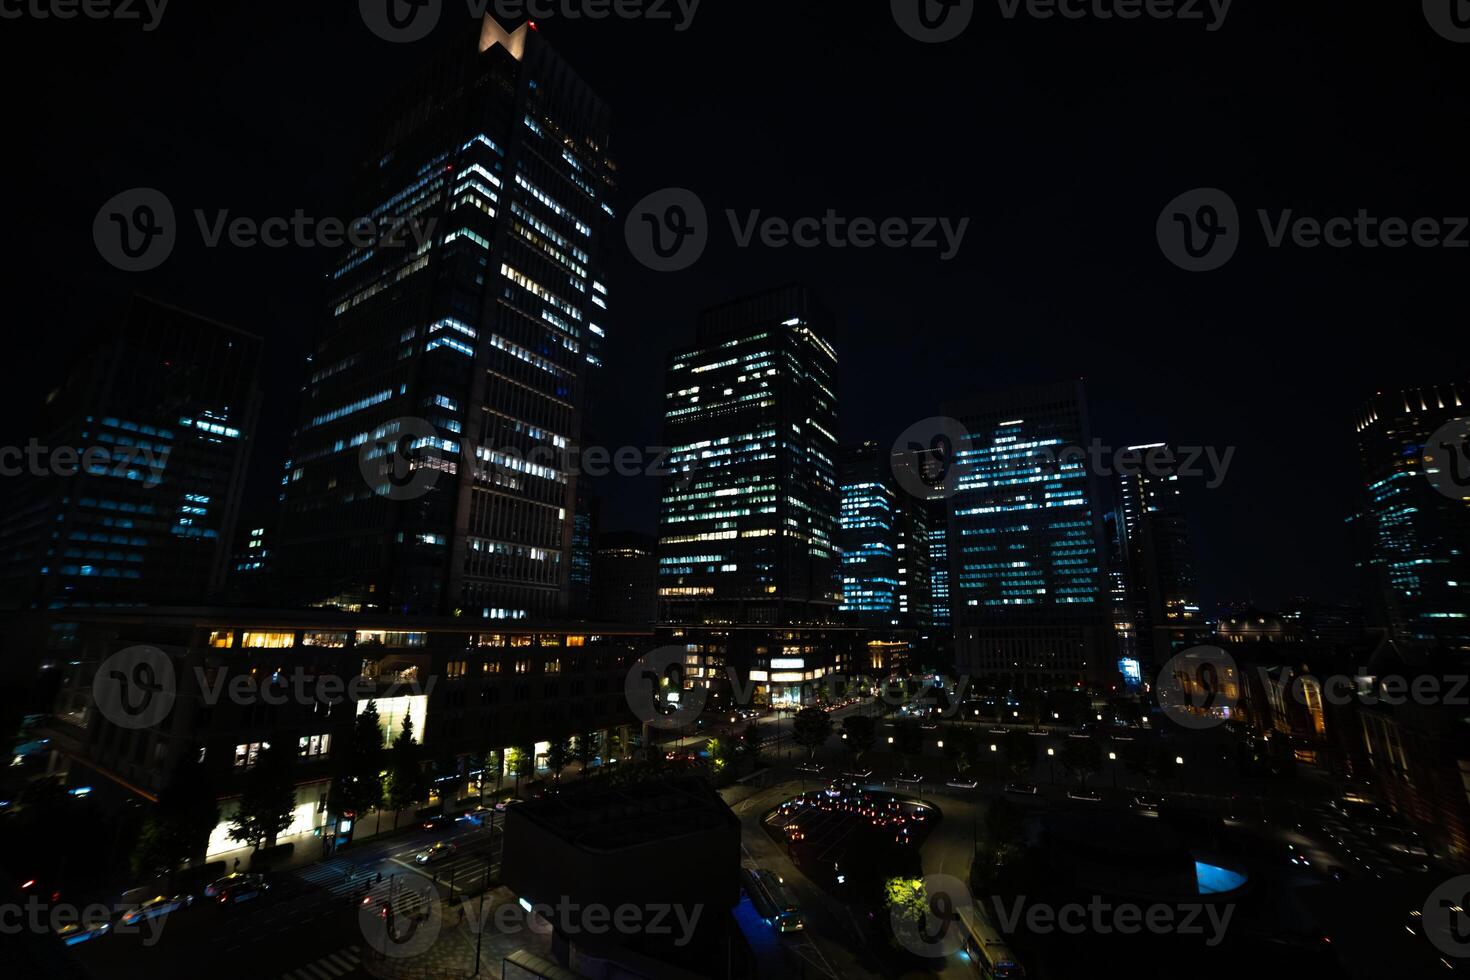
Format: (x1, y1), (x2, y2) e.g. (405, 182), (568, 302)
(1046, 746), (1055, 784)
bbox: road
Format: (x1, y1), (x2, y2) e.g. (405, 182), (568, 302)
(66, 814), (502, 980)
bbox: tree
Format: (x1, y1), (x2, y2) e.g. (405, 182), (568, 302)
(893, 721), (923, 771)
(741, 722), (763, 765)
(883, 877), (928, 924)
(472, 748), (504, 801)
(984, 797), (1024, 851)
(385, 715), (428, 827)
(506, 744), (536, 793)
(792, 707), (833, 761)
(1120, 739), (1164, 789)
(332, 701), (385, 823)
(942, 725), (980, 776)
(573, 732), (600, 772)
(229, 739), (297, 851)
(1058, 736), (1103, 787)
(131, 752), (220, 877)
(842, 715), (877, 762)
(546, 737), (571, 783)
(1001, 730), (1036, 783)
(706, 737), (737, 774)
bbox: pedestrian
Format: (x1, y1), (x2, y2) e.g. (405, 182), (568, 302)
(377, 871), (383, 884)
(233, 858), (240, 872)
(457, 905), (465, 926)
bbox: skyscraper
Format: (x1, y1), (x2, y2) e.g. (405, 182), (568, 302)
(657, 286), (852, 708)
(1354, 382), (1470, 650)
(943, 381), (1114, 688)
(838, 441), (930, 628)
(0, 295), (262, 610)
(657, 285), (840, 626)
(274, 17), (616, 619)
(1113, 443), (1205, 672)
(591, 530), (658, 625)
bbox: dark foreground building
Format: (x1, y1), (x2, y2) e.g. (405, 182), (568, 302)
(43, 608), (651, 858)
(502, 775), (743, 978)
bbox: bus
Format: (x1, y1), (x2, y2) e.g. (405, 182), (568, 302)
(958, 905), (1026, 979)
(745, 869), (806, 933)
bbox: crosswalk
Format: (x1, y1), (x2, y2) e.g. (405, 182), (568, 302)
(295, 859), (388, 898)
(278, 945), (363, 980)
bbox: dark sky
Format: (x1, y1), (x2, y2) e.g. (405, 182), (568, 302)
(2, 1), (1465, 613)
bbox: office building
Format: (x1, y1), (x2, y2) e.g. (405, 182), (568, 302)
(0, 295), (262, 611)
(943, 381), (1114, 688)
(1354, 382), (1470, 650)
(273, 17), (617, 619)
(657, 286), (854, 708)
(591, 530), (658, 625)
(1113, 443), (1206, 672)
(838, 441), (931, 629)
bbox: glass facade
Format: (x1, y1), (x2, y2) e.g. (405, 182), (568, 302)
(274, 20), (616, 618)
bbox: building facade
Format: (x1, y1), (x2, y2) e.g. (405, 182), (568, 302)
(591, 530), (658, 625)
(944, 381), (1114, 688)
(273, 17), (617, 620)
(0, 295), (262, 611)
(1354, 382), (1470, 650)
(838, 441), (931, 629)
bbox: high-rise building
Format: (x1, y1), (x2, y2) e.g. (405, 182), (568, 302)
(657, 285), (840, 626)
(657, 286), (853, 708)
(0, 295), (262, 610)
(1113, 443), (1205, 672)
(837, 441), (930, 628)
(273, 17), (617, 619)
(925, 495), (952, 633)
(943, 381), (1114, 688)
(1354, 382), (1470, 650)
(591, 530), (658, 625)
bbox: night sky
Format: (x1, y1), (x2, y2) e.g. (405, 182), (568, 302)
(3, 1), (1466, 613)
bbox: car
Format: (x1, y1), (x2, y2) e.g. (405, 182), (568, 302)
(204, 872), (248, 898)
(415, 842), (457, 865)
(794, 762), (823, 774)
(1132, 794), (1165, 814)
(946, 778), (979, 789)
(493, 798), (525, 812)
(1067, 788), (1103, 803)
(120, 894), (193, 926)
(215, 874), (269, 905)
(56, 920), (111, 946)
(1004, 783), (1039, 796)
(421, 813), (456, 831)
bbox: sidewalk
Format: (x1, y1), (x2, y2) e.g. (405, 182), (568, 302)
(361, 886), (560, 980)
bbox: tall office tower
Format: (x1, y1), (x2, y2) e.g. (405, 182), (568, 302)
(0, 296), (261, 611)
(838, 443), (899, 622)
(658, 285), (840, 625)
(1114, 443), (1205, 672)
(657, 286), (852, 709)
(591, 531), (658, 625)
(943, 381), (1114, 688)
(1354, 382), (1470, 650)
(273, 17), (616, 618)
(925, 496), (952, 631)
(838, 441), (931, 628)
(569, 486), (598, 617)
